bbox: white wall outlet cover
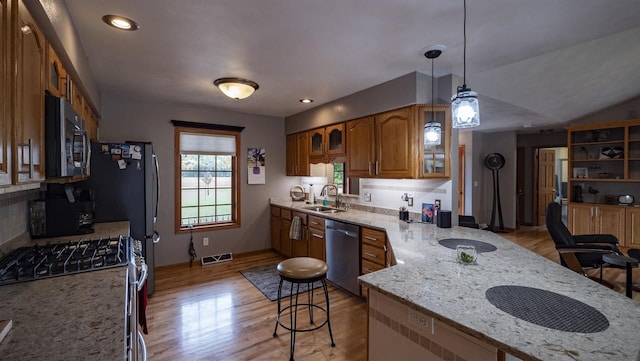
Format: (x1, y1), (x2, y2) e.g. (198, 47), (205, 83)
(203, 237), (209, 246)
(364, 192), (372, 202)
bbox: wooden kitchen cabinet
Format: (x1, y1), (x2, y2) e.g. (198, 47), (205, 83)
(418, 105), (451, 178)
(346, 115), (375, 177)
(308, 215), (326, 261)
(309, 123), (345, 163)
(270, 206), (282, 254)
(46, 43), (67, 98)
(280, 208), (293, 257)
(375, 106), (417, 178)
(346, 106), (417, 178)
(286, 132), (310, 176)
(626, 207), (640, 247)
(14, 0), (46, 183)
(565, 120), (640, 246)
(361, 227), (388, 274)
(0, 0), (10, 186)
(568, 203), (625, 244)
(291, 211), (308, 257)
(71, 82), (84, 115)
(83, 101), (99, 141)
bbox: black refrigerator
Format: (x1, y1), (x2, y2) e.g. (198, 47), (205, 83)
(77, 141), (160, 295)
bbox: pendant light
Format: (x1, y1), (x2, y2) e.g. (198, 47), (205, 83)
(424, 48), (442, 147)
(451, 0), (480, 128)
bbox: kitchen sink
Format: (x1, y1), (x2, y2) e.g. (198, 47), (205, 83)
(303, 206), (346, 213)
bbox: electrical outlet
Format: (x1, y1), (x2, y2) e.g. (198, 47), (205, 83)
(408, 310), (431, 332)
(203, 237), (209, 246)
(364, 192), (371, 202)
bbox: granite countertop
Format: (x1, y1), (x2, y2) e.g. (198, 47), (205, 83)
(270, 199), (640, 361)
(34, 221), (131, 244)
(0, 221), (131, 359)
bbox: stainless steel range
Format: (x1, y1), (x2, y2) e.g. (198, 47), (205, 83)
(0, 236), (148, 361)
(0, 237), (129, 285)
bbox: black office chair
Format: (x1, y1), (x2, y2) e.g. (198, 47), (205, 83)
(545, 202), (622, 278)
(459, 215), (479, 229)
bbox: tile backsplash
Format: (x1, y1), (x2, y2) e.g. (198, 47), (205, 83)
(298, 176), (453, 216)
(0, 189), (39, 254)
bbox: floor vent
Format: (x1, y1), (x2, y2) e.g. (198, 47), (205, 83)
(201, 253), (233, 266)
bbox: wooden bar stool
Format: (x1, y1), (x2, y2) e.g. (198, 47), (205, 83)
(273, 257), (335, 361)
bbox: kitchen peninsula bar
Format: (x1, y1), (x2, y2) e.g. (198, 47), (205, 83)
(270, 199), (640, 361)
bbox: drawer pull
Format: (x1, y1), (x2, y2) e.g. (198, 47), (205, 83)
(364, 252), (378, 258)
(311, 233), (323, 238)
(364, 236), (379, 241)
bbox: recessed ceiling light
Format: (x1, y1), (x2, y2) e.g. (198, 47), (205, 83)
(300, 99), (313, 104)
(102, 15), (140, 31)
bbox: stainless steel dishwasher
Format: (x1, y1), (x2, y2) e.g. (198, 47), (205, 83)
(325, 219), (361, 296)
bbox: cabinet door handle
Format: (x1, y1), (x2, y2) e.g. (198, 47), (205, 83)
(311, 233), (323, 239)
(375, 161), (379, 175)
(364, 252), (378, 258)
(17, 138), (34, 178)
(364, 236), (378, 242)
(310, 221), (320, 225)
(368, 162), (372, 175)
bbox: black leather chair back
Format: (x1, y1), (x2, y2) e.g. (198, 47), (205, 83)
(546, 202), (573, 247)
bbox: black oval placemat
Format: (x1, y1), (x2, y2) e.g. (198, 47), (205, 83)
(438, 238), (497, 253)
(486, 285), (609, 333)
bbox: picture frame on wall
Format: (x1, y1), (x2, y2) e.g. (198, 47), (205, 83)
(572, 167), (588, 179)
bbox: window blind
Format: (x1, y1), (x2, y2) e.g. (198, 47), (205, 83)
(179, 132), (236, 155)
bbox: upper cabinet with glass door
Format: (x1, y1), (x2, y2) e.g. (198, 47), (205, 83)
(418, 104), (451, 178)
(309, 123), (345, 163)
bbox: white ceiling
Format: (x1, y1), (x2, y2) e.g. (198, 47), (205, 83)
(63, 0), (640, 133)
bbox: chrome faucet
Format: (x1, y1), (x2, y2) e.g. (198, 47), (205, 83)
(320, 184), (341, 208)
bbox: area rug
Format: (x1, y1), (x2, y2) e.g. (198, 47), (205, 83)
(239, 264), (322, 302)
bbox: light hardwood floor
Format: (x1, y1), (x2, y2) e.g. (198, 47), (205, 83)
(145, 226), (639, 360)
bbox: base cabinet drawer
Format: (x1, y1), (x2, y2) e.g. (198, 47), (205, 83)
(362, 243), (386, 266)
(362, 259), (385, 274)
(362, 227), (386, 248)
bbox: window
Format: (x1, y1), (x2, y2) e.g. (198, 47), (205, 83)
(174, 122), (242, 232)
(333, 162), (344, 193)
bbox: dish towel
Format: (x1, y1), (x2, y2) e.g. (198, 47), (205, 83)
(289, 216), (302, 240)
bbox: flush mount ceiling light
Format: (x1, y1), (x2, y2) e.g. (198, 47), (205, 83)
(213, 78), (259, 100)
(300, 98), (314, 104)
(102, 15), (140, 31)
(451, 0), (480, 129)
(424, 47), (443, 147)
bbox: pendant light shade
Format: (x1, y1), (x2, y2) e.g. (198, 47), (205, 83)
(214, 78), (259, 100)
(451, 0), (480, 129)
(424, 48), (442, 146)
(451, 88), (480, 128)
(424, 122), (442, 146)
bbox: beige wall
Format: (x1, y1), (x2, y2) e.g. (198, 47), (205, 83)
(99, 95), (296, 267)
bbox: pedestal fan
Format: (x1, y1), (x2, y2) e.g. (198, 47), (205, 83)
(484, 153), (506, 232)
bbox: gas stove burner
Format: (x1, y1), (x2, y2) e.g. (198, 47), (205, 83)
(0, 236), (131, 285)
